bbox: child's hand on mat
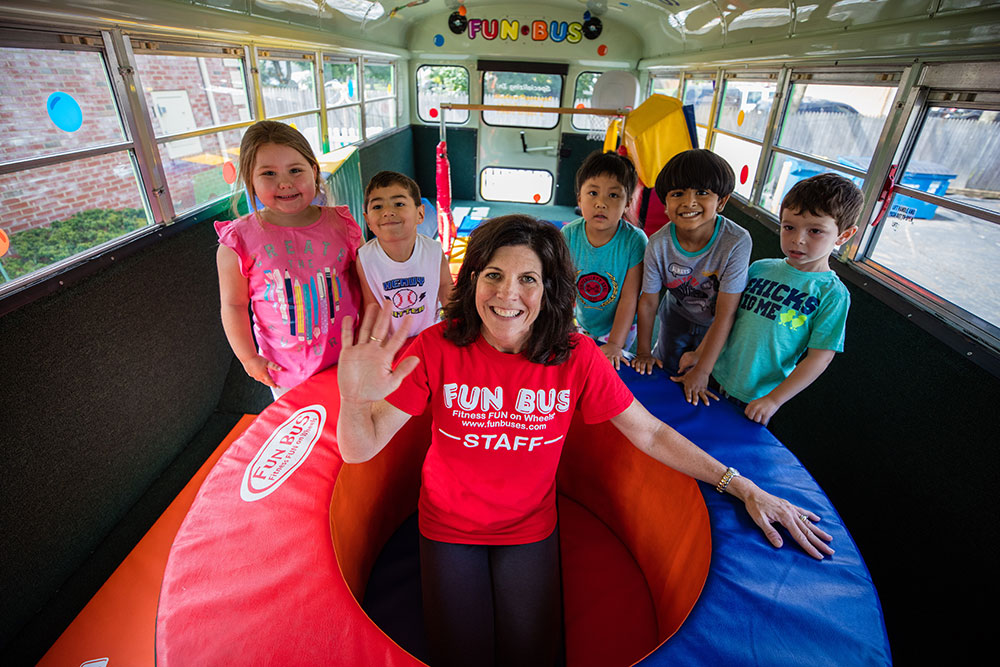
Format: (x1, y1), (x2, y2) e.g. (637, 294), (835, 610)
(675, 349), (699, 375)
(600, 342), (630, 370)
(242, 354), (283, 389)
(745, 396), (780, 426)
(338, 301), (418, 405)
(670, 367), (719, 406)
(632, 352), (662, 375)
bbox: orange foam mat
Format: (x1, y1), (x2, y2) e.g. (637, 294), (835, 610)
(37, 414), (258, 667)
(560, 495), (659, 667)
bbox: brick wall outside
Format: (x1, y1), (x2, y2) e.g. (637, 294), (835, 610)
(0, 47), (251, 239)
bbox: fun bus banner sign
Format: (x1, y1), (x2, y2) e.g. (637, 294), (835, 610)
(448, 12), (603, 44)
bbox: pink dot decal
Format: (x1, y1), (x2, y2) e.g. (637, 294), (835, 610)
(533, 193), (541, 203)
(598, 44), (608, 56)
(222, 161), (237, 184)
(740, 165), (749, 185)
(429, 107), (439, 118)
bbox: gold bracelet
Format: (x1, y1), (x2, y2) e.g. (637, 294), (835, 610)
(715, 466), (740, 493)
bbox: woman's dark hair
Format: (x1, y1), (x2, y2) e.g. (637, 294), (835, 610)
(575, 150), (638, 201)
(653, 148), (735, 201)
(442, 215), (577, 365)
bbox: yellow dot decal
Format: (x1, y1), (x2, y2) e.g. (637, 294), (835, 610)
(737, 110), (745, 126)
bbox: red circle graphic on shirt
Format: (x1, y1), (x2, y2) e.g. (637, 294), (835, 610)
(578, 273), (611, 303)
(392, 289), (418, 308)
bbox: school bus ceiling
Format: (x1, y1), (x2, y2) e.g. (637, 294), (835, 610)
(2, 1), (998, 64)
(0, 0), (409, 57)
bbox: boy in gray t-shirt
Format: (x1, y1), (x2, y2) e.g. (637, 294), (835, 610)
(634, 150), (751, 406)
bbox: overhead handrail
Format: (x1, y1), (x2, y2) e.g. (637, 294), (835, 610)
(441, 102), (628, 116)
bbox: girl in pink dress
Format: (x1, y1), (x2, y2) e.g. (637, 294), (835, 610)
(216, 121), (361, 398)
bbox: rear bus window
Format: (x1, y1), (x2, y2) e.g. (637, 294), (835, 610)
(416, 65), (469, 124)
(482, 71), (562, 129)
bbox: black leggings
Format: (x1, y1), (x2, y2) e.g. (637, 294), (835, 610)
(419, 528), (562, 667)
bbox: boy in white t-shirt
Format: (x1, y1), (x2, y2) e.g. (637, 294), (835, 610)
(357, 171), (453, 335)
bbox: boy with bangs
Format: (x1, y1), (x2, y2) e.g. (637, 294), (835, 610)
(633, 149), (752, 407)
(709, 173), (862, 426)
(561, 151), (648, 369)
(357, 171), (453, 336)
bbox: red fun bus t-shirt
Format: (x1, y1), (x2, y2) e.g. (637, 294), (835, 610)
(386, 323), (634, 545)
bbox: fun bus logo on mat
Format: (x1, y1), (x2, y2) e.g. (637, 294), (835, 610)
(241, 405), (326, 502)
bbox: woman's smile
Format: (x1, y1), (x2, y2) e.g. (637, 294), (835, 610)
(475, 244), (543, 354)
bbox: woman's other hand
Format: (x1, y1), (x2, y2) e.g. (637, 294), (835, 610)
(731, 477), (835, 560)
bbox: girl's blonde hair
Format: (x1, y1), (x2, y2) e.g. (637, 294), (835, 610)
(232, 120), (328, 216)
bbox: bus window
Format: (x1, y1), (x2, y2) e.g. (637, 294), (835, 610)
(865, 102), (1000, 337)
(416, 65), (470, 124)
(682, 75), (716, 146)
(480, 167), (554, 204)
(712, 76), (778, 200)
(257, 53), (321, 154)
(778, 82), (895, 161)
(649, 72), (681, 99)
(323, 58), (361, 148)
(482, 71), (562, 129)
(133, 45), (251, 214)
(363, 60), (397, 139)
(760, 78), (897, 214)
(0, 39), (151, 288)
(571, 71), (601, 132)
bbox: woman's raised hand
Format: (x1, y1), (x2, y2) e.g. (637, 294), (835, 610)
(338, 301), (420, 405)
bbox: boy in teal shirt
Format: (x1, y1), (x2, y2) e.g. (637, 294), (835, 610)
(562, 150), (647, 369)
(710, 173), (864, 425)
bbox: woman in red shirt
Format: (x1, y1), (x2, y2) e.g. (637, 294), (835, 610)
(337, 215), (832, 667)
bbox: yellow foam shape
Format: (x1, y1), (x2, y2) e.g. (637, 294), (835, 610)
(621, 95), (693, 188)
(602, 118), (621, 153)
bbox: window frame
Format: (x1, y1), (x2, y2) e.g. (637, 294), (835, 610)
(0, 21), (404, 298)
(0, 27), (165, 296)
(415, 63), (470, 125)
(570, 70), (603, 132)
(479, 166), (555, 205)
(361, 58), (398, 140)
(846, 65), (1000, 348)
(322, 55), (362, 149)
(656, 60), (1000, 355)
(647, 69), (682, 99)
(480, 69), (565, 130)
(708, 70), (783, 202)
(129, 38), (258, 217)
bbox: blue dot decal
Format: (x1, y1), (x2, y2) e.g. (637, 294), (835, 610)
(434, 34), (445, 47)
(47, 92), (83, 132)
(347, 80), (355, 99)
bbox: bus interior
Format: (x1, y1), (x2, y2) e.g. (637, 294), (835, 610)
(1, 0), (999, 663)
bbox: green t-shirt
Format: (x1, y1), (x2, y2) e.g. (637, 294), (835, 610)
(714, 258), (850, 402)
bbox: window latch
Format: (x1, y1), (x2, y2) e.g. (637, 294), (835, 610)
(871, 164), (898, 228)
